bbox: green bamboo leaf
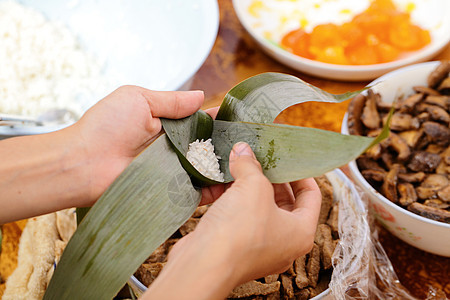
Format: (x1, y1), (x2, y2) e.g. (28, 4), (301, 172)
(211, 120), (375, 183)
(216, 72), (367, 123)
(162, 73), (375, 186)
(44, 134), (201, 300)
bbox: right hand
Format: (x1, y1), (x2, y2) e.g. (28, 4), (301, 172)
(175, 142), (322, 285)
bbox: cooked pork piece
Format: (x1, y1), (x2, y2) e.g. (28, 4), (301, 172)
(441, 146), (450, 164)
(381, 152), (395, 170)
(294, 256), (308, 289)
(424, 95), (449, 110)
(314, 224), (334, 270)
(417, 111), (430, 123)
(423, 199), (449, 209)
(308, 271), (332, 298)
(228, 281), (281, 298)
(179, 218), (200, 236)
(347, 93), (366, 136)
(416, 186), (440, 200)
(264, 274), (279, 284)
(437, 185), (450, 203)
(362, 169), (386, 182)
(389, 113), (420, 131)
(365, 143), (382, 159)
(315, 175), (334, 224)
(425, 144), (444, 154)
(386, 132), (411, 161)
(408, 202), (450, 223)
(422, 121), (450, 147)
(427, 60), (450, 88)
(192, 205), (208, 217)
(382, 164), (401, 202)
(438, 77), (450, 94)
(425, 105), (450, 124)
(413, 85), (441, 96)
(398, 183), (417, 206)
(399, 129), (423, 148)
(400, 93), (424, 112)
(397, 171), (426, 183)
(280, 274), (295, 299)
(136, 262), (165, 286)
(295, 289), (311, 300)
(357, 157), (385, 172)
(306, 244), (320, 288)
(407, 151), (441, 172)
(361, 90), (381, 129)
(326, 204), (339, 238)
(421, 174), (448, 189)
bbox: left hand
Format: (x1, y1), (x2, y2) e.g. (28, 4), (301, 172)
(71, 85), (204, 206)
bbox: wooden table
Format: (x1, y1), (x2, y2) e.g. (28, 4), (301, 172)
(1, 0), (449, 298)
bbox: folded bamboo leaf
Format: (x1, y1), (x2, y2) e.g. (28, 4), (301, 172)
(163, 73), (375, 186)
(44, 135), (201, 300)
(216, 72), (367, 123)
(162, 110), (220, 187)
(212, 120), (375, 183)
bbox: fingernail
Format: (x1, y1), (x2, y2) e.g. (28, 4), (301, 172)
(230, 142), (255, 160)
(189, 90), (204, 97)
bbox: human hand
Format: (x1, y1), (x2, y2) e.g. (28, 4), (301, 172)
(144, 142), (322, 300)
(192, 142), (321, 281)
(70, 86), (204, 206)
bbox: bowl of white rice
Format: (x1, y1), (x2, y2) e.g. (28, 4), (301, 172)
(0, 0), (219, 138)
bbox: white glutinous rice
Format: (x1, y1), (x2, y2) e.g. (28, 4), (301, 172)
(0, 1), (110, 118)
(186, 139), (224, 182)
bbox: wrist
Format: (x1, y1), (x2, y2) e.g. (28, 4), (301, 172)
(46, 125), (94, 208)
(0, 125), (91, 223)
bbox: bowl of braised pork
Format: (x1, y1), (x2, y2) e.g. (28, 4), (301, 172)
(342, 60), (450, 257)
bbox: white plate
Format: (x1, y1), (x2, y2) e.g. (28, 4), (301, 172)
(0, 0), (219, 137)
(232, 0), (450, 81)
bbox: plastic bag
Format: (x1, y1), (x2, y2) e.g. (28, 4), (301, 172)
(328, 171), (447, 300)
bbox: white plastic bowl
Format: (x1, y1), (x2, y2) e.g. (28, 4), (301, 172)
(342, 61), (450, 257)
(0, 0), (219, 138)
(128, 169), (364, 299)
(232, 0), (450, 81)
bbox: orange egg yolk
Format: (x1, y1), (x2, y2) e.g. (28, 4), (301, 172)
(280, 0), (431, 65)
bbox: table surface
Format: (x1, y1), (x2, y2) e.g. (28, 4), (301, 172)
(1, 0), (449, 298)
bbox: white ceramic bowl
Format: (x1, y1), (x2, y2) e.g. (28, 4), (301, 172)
(232, 0), (450, 81)
(128, 169), (364, 299)
(0, 0), (219, 138)
(342, 61), (450, 257)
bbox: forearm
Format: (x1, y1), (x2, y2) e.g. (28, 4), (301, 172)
(142, 232), (238, 300)
(0, 126), (91, 223)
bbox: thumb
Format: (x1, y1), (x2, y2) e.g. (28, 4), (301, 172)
(142, 89), (204, 119)
(229, 142), (263, 180)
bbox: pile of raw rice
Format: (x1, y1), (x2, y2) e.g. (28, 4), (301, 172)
(0, 0), (109, 118)
(186, 138), (224, 182)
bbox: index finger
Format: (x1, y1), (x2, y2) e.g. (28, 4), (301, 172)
(290, 178), (322, 224)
